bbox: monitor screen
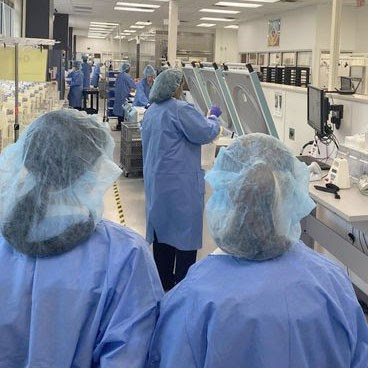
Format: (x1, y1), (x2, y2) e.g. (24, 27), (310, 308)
(307, 86), (325, 135)
(341, 77), (352, 91)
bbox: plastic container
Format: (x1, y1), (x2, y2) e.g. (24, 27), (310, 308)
(201, 142), (217, 169)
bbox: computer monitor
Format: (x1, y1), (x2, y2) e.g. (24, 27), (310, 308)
(341, 77), (352, 91)
(307, 86), (330, 136)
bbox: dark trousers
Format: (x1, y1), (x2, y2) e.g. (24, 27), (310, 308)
(116, 116), (124, 130)
(153, 242), (197, 291)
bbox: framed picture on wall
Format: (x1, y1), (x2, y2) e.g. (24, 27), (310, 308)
(268, 19), (281, 47)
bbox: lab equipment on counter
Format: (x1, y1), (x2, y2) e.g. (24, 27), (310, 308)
(358, 175), (368, 196)
(326, 158), (351, 189)
(297, 155), (331, 171)
(309, 161), (323, 182)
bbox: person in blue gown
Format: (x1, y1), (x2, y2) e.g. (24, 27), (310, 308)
(133, 65), (156, 107)
(67, 61), (84, 109)
(141, 69), (222, 291)
(81, 55), (92, 90)
(147, 134), (368, 368)
(113, 62), (136, 130)
(91, 62), (101, 88)
(0, 109), (163, 367)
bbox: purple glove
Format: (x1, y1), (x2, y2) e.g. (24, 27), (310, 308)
(209, 105), (222, 118)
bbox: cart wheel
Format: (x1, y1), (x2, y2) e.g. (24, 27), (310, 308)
(122, 169), (129, 177)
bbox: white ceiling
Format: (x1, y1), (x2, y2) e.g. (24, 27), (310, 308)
(53, 0), (361, 36)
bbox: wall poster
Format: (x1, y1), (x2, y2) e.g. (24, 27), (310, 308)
(268, 19), (280, 47)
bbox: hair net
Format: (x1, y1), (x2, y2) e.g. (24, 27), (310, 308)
(0, 110), (122, 258)
(82, 55), (88, 62)
(205, 133), (316, 261)
(121, 62), (131, 73)
(73, 61), (81, 70)
(144, 65), (156, 79)
(149, 69), (183, 104)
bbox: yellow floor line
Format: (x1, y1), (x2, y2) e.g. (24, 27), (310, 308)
(113, 182), (126, 226)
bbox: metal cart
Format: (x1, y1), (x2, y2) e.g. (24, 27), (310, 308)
(120, 123), (143, 177)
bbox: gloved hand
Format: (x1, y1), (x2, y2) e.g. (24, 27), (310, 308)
(209, 105), (222, 118)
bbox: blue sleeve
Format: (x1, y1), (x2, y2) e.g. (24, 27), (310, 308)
(93, 242), (163, 367)
(129, 76), (136, 90)
(176, 103), (220, 145)
(134, 82), (149, 107)
(147, 285), (196, 367)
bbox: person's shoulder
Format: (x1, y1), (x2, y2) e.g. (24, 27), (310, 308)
(94, 219), (150, 256)
(290, 241), (350, 281)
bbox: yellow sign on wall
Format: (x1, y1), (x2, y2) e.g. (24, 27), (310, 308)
(0, 47), (48, 82)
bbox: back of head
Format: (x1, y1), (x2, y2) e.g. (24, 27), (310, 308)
(149, 69), (183, 104)
(82, 55), (88, 63)
(73, 61), (81, 70)
(121, 62), (131, 73)
(144, 65), (156, 79)
(0, 110), (121, 257)
(205, 133), (315, 261)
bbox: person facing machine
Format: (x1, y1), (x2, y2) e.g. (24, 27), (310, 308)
(91, 62), (101, 88)
(113, 62), (136, 130)
(147, 134), (368, 368)
(81, 55), (92, 90)
(141, 69), (223, 291)
(0, 110), (163, 367)
(133, 65), (156, 107)
(67, 61), (84, 109)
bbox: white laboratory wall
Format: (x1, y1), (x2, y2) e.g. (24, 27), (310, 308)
(356, 7), (368, 52)
(238, 6), (317, 53)
(76, 36), (128, 55)
(214, 29), (239, 64)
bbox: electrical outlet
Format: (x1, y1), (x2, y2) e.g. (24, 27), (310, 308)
(289, 128), (295, 141)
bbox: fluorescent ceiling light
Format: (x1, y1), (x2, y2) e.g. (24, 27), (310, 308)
(225, 25), (239, 29)
(90, 22), (119, 26)
(130, 25), (145, 28)
(215, 2), (262, 8)
(123, 29), (136, 32)
(241, 0), (278, 2)
(200, 17), (235, 22)
(115, 2), (160, 8)
(200, 8), (240, 14)
(197, 23), (216, 27)
(88, 36), (106, 39)
(114, 7), (155, 12)
(136, 21), (152, 25)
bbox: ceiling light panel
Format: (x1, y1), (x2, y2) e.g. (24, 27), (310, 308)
(114, 6), (155, 12)
(123, 29), (137, 32)
(215, 2), (262, 8)
(200, 8), (240, 14)
(136, 21), (152, 25)
(197, 23), (216, 27)
(130, 25), (145, 28)
(200, 17), (235, 22)
(90, 22), (119, 26)
(224, 25), (239, 29)
(115, 2), (160, 8)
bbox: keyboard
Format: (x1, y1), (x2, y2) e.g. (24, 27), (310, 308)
(296, 156), (331, 171)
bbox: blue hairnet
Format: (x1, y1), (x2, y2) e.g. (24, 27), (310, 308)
(205, 133), (316, 261)
(82, 55), (88, 62)
(73, 61), (81, 69)
(121, 63), (131, 73)
(144, 65), (156, 79)
(0, 110), (122, 257)
(149, 69), (183, 104)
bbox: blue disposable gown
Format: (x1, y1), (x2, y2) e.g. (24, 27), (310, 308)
(147, 242), (368, 368)
(113, 72), (136, 117)
(91, 64), (101, 87)
(81, 61), (92, 89)
(133, 79), (151, 107)
(67, 69), (84, 108)
(141, 99), (220, 250)
(0, 220), (164, 367)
